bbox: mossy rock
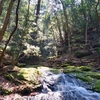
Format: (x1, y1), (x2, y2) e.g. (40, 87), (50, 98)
(78, 66), (91, 71)
(63, 66), (83, 73)
(4, 73), (24, 85)
(4, 66), (42, 86)
(94, 80), (100, 92)
(61, 62), (75, 67)
(10, 72), (25, 80)
(61, 64), (69, 67)
(19, 67), (42, 85)
(87, 72), (100, 79)
(76, 75), (91, 82)
(63, 66), (91, 73)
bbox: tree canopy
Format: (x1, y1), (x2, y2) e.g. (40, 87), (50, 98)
(0, 0), (100, 65)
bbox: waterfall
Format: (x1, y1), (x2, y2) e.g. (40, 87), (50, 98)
(23, 68), (100, 100)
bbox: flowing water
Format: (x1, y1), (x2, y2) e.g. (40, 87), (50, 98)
(24, 69), (100, 100)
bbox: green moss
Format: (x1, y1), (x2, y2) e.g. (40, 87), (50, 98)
(50, 69), (59, 74)
(61, 64), (69, 67)
(61, 62), (75, 67)
(4, 65), (100, 93)
(19, 67), (42, 84)
(94, 80), (100, 92)
(12, 72), (25, 80)
(4, 73), (14, 81)
(63, 66), (83, 73)
(76, 75), (91, 82)
(87, 72), (100, 79)
(4, 66), (42, 86)
(4, 73), (22, 85)
(79, 66), (91, 71)
(62, 65), (100, 92)
(4, 71), (25, 81)
(63, 65), (92, 73)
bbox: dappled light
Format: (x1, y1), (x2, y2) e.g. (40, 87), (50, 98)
(0, 0), (100, 99)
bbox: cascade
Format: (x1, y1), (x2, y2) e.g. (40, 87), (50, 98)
(23, 69), (100, 100)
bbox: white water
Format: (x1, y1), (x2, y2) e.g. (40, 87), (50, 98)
(24, 69), (100, 100)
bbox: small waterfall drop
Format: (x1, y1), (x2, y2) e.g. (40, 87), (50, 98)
(24, 68), (100, 100)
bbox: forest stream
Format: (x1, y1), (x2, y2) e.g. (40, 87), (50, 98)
(21, 68), (100, 100)
(1, 0), (100, 100)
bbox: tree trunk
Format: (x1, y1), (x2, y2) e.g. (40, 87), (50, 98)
(35, 0), (41, 24)
(85, 21), (88, 50)
(14, 0), (30, 65)
(0, 0), (15, 43)
(51, 26), (57, 43)
(24, 0), (30, 28)
(60, 0), (72, 61)
(61, 14), (68, 53)
(0, 0), (5, 16)
(55, 14), (64, 46)
(95, 0), (100, 24)
(0, 0), (20, 66)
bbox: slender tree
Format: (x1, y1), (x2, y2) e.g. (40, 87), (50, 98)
(35, 0), (41, 24)
(95, 0), (100, 24)
(0, 0), (15, 43)
(14, 0), (31, 65)
(0, 0), (5, 16)
(55, 13), (64, 47)
(0, 0), (21, 67)
(60, 0), (72, 60)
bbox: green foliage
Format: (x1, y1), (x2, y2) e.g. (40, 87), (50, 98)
(0, 0), (99, 60)
(23, 44), (41, 56)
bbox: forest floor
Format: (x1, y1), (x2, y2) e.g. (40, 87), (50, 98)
(46, 53), (100, 71)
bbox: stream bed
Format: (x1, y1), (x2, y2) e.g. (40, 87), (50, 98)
(23, 68), (100, 100)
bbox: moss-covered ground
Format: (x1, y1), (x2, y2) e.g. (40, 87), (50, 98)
(3, 65), (43, 95)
